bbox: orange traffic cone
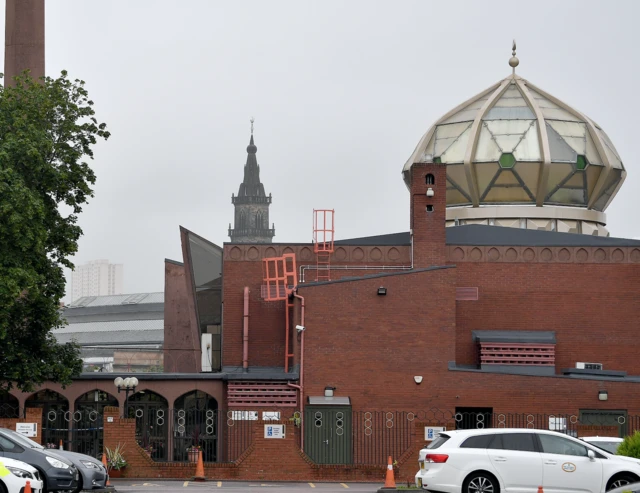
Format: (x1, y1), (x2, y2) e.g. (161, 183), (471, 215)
(24, 481), (32, 493)
(383, 455), (396, 489)
(59, 440), (63, 450)
(538, 487), (544, 493)
(102, 453), (111, 486)
(194, 450), (205, 482)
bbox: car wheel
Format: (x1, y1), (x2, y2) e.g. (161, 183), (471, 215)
(464, 472), (500, 493)
(70, 475), (83, 493)
(608, 474), (637, 490)
(0, 479), (8, 493)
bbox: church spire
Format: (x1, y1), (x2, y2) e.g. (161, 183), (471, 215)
(229, 120), (275, 243)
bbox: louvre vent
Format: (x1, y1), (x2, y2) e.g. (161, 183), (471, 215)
(227, 382), (297, 407)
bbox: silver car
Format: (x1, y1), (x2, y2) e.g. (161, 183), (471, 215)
(0, 429), (107, 493)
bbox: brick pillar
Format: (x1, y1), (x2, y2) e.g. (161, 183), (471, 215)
(25, 408), (43, 445)
(409, 163), (447, 268)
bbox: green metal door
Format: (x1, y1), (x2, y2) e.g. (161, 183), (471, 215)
(304, 406), (352, 464)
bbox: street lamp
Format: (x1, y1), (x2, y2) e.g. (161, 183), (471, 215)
(114, 377), (138, 417)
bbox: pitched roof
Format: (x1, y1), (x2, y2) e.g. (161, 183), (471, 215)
(334, 225), (640, 248)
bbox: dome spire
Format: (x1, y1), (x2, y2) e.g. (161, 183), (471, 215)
(247, 117), (257, 154)
(509, 39), (519, 74)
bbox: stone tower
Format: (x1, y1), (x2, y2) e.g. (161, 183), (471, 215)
(4, 0), (45, 85)
(228, 129), (275, 243)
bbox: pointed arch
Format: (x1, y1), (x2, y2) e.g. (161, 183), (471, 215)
(127, 390), (169, 461)
(173, 391), (219, 463)
(0, 393), (19, 418)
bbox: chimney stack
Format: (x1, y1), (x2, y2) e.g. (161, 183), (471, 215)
(4, 0), (45, 85)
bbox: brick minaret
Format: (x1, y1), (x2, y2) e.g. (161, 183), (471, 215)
(4, 0), (45, 85)
(409, 163), (447, 268)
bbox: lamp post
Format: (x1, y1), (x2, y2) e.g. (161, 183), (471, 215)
(114, 377), (138, 417)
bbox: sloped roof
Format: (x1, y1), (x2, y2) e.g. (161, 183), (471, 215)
(54, 319), (164, 346)
(68, 292), (163, 308)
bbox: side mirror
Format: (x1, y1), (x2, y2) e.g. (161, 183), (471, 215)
(588, 449), (596, 461)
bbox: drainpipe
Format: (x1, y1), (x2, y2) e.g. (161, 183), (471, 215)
(287, 291), (305, 450)
(242, 287), (249, 372)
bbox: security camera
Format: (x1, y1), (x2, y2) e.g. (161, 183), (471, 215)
(296, 325), (305, 332)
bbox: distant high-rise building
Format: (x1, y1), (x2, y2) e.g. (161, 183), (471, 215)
(70, 260), (123, 302)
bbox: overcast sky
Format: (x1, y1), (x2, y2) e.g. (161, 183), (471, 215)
(2, 0), (639, 300)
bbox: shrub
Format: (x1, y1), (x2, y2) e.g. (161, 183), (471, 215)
(105, 443), (127, 471)
(617, 431), (640, 458)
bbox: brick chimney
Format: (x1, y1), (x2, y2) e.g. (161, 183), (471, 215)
(409, 163), (447, 268)
(4, 0), (45, 85)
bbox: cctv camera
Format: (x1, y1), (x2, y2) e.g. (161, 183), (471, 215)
(296, 325), (305, 332)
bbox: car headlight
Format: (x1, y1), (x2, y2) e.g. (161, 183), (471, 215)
(80, 460), (100, 469)
(7, 467), (33, 479)
(46, 457), (70, 469)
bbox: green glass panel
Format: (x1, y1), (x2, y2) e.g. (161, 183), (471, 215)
(499, 153), (516, 168)
(433, 157), (442, 164)
(576, 155), (587, 170)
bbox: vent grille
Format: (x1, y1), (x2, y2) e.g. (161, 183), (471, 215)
(456, 287), (479, 301)
(480, 343), (555, 366)
(227, 382), (297, 407)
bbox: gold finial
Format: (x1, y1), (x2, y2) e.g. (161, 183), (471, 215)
(250, 117), (255, 135)
(509, 39), (519, 74)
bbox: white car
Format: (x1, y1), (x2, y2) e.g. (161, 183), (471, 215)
(0, 456), (44, 493)
(581, 436), (624, 455)
(415, 428), (640, 493)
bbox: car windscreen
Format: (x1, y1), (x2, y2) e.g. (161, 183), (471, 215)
(1, 429), (45, 449)
(584, 440), (620, 455)
(426, 434), (450, 449)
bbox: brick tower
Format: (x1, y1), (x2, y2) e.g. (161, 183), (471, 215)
(228, 124), (275, 243)
(4, 0), (45, 85)
(409, 162), (447, 268)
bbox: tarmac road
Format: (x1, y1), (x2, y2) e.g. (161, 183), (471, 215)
(108, 480), (386, 493)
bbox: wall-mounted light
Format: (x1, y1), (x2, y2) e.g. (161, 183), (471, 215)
(377, 287), (387, 296)
(599, 390), (608, 401)
(324, 386), (336, 397)
(414, 376), (423, 385)
(426, 188), (434, 197)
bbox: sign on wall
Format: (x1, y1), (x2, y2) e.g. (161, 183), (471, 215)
(424, 426), (446, 441)
(264, 424), (285, 439)
(16, 423), (37, 437)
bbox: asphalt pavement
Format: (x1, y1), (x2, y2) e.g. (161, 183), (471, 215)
(108, 480), (388, 493)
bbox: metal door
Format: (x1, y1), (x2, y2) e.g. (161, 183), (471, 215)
(304, 406), (352, 464)
(127, 399), (168, 461)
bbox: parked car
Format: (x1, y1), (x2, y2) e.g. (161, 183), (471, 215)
(0, 429), (78, 493)
(581, 436), (624, 455)
(415, 428), (640, 493)
(608, 481), (640, 493)
(0, 429), (107, 492)
(0, 456), (44, 493)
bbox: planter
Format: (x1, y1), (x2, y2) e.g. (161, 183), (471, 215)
(188, 449), (200, 463)
(109, 468), (125, 478)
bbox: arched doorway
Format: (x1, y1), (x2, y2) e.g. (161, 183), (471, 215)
(173, 390), (218, 462)
(26, 390), (69, 449)
(0, 393), (20, 418)
(73, 391), (118, 458)
(127, 391), (168, 461)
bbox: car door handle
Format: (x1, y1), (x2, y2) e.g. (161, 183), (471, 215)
(494, 457), (507, 462)
(545, 460), (557, 465)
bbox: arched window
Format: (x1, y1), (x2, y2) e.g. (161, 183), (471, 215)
(256, 211), (263, 229)
(0, 393), (19, 419)
(426, 173), (435, 185)
(127, 391), (169, 461)
(173, 391), (218, 463)
(26, 390), (69, 449)
(239, 211), (246, 229)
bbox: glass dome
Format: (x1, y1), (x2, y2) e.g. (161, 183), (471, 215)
(402, 73), (626, 236)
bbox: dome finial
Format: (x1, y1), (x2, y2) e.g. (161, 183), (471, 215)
(250, 116), (255, 135)
(509, 39), (519, 74)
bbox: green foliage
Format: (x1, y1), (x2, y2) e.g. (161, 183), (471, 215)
(0, 70), (110, 392)
(105, 443), (127, 471)
(617, 431), (640, 458)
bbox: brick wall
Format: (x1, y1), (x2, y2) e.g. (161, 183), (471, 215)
(101, 406), (390, 481)
(0, 408), (43, 444)
(576, 425), (619, 438)
(455, 262), (640, 372)
(299, 266), (457, 410)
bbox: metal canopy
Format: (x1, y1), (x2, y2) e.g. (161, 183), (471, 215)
(308, 396), (351, 406)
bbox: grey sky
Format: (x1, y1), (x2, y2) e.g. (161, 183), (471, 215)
(2, 0), (639, 298)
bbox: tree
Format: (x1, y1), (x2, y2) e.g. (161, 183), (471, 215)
(0, 70), (110, 392)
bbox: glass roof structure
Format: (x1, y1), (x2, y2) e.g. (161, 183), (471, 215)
(402, 70), (626, 236)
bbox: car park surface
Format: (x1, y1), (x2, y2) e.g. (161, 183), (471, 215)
(415, 428), (640, 493)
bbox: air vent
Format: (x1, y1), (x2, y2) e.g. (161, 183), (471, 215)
(576, 362), (603, 370)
